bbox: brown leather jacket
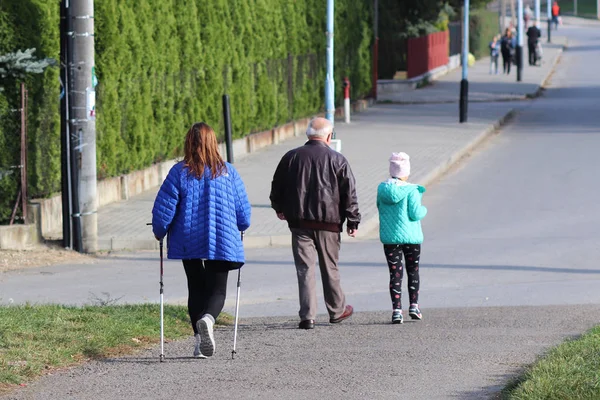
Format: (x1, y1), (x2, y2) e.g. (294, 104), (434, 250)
(269, 140), (361, 232)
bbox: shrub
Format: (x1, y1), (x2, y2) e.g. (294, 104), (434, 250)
(0, 0), (373, 221)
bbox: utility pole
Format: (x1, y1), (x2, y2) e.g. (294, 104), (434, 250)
(510, 0), (517, 28)
(372, 0), (378, 100)
(535, 0), (541, 26)
(60, 0), (73, 249)
(71, 0), (98, 253)
(325, 0), (335, 128)
(501, 0), (507, 32)
(460, 0), (470, 123)
(517, 0), (523, 82)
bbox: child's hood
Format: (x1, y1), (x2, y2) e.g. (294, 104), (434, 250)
(377, 179), (426, 205)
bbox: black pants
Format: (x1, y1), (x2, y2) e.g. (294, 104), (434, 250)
(528, 42), (537, 65)
(502, 51), (512, 74)
(183, 259), (237, 334)
(383, 244), (421, 310)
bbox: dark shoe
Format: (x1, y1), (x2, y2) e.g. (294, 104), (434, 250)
(299, 319), (315, 329)
(330, 305), (354, 323)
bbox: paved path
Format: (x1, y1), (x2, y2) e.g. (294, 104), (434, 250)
(3, 306), (600, 400)
(97, 37), (566, 251)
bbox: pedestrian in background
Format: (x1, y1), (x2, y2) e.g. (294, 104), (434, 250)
(527, 23), (542, 66)
(270, 117), (360, 330)
(489, 34), (501, 74)
(152, 122), (251, 358)
(524, 5), (533, 28)
(377, 152), (427, 324)
(501, 28), (515, 74)
(552, 1), (560, 30)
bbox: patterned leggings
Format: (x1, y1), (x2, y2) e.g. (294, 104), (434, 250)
(383, 244), (421, 310)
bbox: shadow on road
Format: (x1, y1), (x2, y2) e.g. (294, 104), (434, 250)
(244, 260), (600, 275)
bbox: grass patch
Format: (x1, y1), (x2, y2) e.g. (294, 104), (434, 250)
(502, 325), (600, 399)
(0, 304), (230, 392)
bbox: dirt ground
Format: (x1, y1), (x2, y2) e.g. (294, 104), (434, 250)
(0, 241), (96, 273)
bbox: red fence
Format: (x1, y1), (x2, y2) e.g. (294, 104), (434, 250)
(407, 31), (449, 79)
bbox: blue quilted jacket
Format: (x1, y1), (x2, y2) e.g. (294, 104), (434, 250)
(152, 161), (251, 264)
(377, 179), (427, 245)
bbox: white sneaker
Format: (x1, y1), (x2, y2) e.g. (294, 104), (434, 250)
(197, 315), (215, 357)
(193, 334), (207, 359)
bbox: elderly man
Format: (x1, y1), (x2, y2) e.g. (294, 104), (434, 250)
(270, 117), (361, 330)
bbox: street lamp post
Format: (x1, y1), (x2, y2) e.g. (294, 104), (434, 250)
(517, 0), (523, 82)
(325, 0), (335, 129)
(460, 0), (470, 123)
(535, 0), (541, 25)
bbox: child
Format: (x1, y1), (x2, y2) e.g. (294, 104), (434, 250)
(376, 152), (427, 324)
(489, 35), (500, 75)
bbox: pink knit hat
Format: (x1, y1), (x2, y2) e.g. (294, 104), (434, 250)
(389, 152), (410, 178)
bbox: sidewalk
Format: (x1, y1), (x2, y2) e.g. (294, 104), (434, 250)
(97, 37), (566, 251)
(378, 37), (567, 104)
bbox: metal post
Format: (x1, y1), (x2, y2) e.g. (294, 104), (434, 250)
(535, 0), (541, 25)
(343, 77), (351, 124)
(20, 83), (27, 223)
(460, 0), (470, 123)
(72, 0), (97, 253)
(510, 0), (517, 28)
(547, 0), (552, 42)
(501, 0), (507, 31)
(325, 0), (335, 127)
(372, 0), (378, 100)
(574, 0), (578, 16)
(517, 0), (523, 82)
(60, 0), (73, 249)
(222, 94), (234, 163)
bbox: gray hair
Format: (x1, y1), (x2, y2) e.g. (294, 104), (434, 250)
(306, 119), (333, 139)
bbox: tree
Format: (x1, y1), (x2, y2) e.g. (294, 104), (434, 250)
(0, 48), (56, 86)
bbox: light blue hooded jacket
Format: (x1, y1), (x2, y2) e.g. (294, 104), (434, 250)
(377, 179), (427, 245)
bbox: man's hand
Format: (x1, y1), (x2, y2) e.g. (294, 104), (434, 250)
(277, 212), (286, 220)
(347, 228), (357, 237)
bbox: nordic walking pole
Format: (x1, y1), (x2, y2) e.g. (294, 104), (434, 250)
(159, 237), (165, 362)
(148, 222), (165, 362)
(232, 231), (244, 360)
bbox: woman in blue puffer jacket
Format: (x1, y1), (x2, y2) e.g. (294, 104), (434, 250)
(377, 152), (427, 325)
(152, 122), (251, 359)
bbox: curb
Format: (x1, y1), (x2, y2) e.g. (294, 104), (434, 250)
(527, 41), (567, 99)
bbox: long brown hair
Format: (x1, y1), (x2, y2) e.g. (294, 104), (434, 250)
(184, 122), (225, 179)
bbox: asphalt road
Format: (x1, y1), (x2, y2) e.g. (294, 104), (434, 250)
(3, 19), (600, 400)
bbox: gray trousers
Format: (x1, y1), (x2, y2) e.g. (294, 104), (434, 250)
(291, 228), (346, 321)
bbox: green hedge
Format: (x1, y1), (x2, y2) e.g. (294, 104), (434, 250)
(0, 0), (373, 222)
(0, 0), (60, 223)
(470, 9), (501, 59)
